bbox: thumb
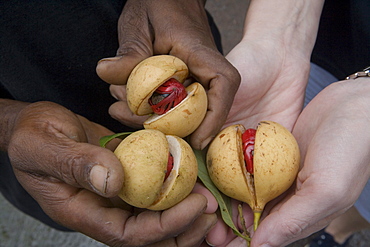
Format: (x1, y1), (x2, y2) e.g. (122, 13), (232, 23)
(55, 142), (125, 197)
(96, 55), (146, 85)
(96, 2), (153, 85)
(250, 190), (341, 247)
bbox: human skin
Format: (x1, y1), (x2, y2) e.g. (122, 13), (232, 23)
(0, 0), (244, 245)
(99, 0), (331, 246)
(205, 1), (370, 245)
(96, 0), (241, 150)
(206, 79), (370, 247)
(250, 78), (370, 246)
(96, 0), (370, 246)
(224, 0), (324, 131)
(205, 0), (326, 246)
(1, 100), (217, 246)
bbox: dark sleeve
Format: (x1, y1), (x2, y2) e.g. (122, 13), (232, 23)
(311, 0), (370, 79)
(0, 0), (130, 132)
(0, 0), (128, 231)
(0, 0), (223, 231)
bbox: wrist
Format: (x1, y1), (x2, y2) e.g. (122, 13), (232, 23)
(331, 77), (370, 108)
(345, 66), (370, 80)
(243, 0), (324, 59)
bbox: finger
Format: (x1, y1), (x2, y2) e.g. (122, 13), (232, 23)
(8, 103), (124, 197)
(136, 0), (240, 149)
(22, 138), (124, 197)
(225, 236), (249, 247)
(75, 114), (122, 150)
(46, 110), (124, 197)
(109, 101), (147, 129)
(208, 227), (245, 247)
(205, 200), (254, 246)
(13, 171), (130, 242)
(110, 84), (127, 101)
(192, 182), (218, 214)
(96, 2), (153, 85)
(250, 188), (347, 247)
(200, 242), (211, 247)
(205, 211), (229, 246)
(176, 213), (217, 247)
(48, 142), (125, 197)
(185, 51), (240, 150)
(121, 193), (213, 246)
(108, 84), (147, 128)
(149, 214), (217, 247)
(26, 177), (212, 247)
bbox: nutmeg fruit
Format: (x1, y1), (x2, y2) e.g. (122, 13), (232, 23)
(206, 121), (300, 229)
(114, 129), (198, 210)
(126, 55), (208, 137)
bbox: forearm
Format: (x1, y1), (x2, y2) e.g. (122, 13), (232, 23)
(244, 0), (324, 59)
(0, 99), (29, 151)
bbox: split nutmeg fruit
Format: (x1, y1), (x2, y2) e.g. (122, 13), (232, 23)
(114, 129), (198, 210)
(126, 55), (208, 137)
(206, 121), (300, 230)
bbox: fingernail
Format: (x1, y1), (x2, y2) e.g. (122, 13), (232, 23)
(90, 165), (108, 194)
(98, 56), (122, 64)
(205, 214), (218, 234)
(205, 239), (216, 246)
(259, 244), (272, 247)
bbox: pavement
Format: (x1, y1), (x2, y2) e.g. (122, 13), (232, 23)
(1, 0), (369, 246)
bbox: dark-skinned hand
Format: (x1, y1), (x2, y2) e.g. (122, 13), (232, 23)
(6, 100), (217, 247)
(96, 0), (240, 150)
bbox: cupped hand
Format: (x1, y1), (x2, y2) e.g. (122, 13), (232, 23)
(250, 78), (370, 246)
(205, 79), (370, 247)
(96, 0), (240, 150)
(225, 37), (309, 131)
(7, 101), (216, 246)
(199, 35), (312, 246)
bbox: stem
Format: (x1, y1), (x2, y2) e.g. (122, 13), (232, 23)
(238, 204), (248, 234)
(253, 211), (262, 231)
(238, 204), (251, 245)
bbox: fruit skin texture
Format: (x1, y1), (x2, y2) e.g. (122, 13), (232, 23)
(144, 82), (207, 138)
(126, 55), (189, 116)
(148, 135), (198, 210)
(126, 55), (208, 137)
(206, 121), (300, 215)
(114, 129), (168, 208)
(253, 121), (300, 211)
(206, 125), (253, 206)
(114, 129), (198, 210)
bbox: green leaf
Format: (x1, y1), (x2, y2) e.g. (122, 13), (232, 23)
(99, 132), (133, 148)
(193, 149), (251, 242)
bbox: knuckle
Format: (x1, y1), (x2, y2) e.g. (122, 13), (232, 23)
(109, 102), (126, 120)
(280, 218), (308, 240)
(117, 40), (151, 58)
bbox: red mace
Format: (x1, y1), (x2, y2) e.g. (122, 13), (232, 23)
(149, 78), (187, 115)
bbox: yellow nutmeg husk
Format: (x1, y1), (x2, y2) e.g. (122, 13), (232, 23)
(207, 121), (300, 230)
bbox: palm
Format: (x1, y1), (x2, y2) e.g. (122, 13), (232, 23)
(225, 39), (309, 131)
(205, 39), (312, 246)
(247, 80), (370, 246)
